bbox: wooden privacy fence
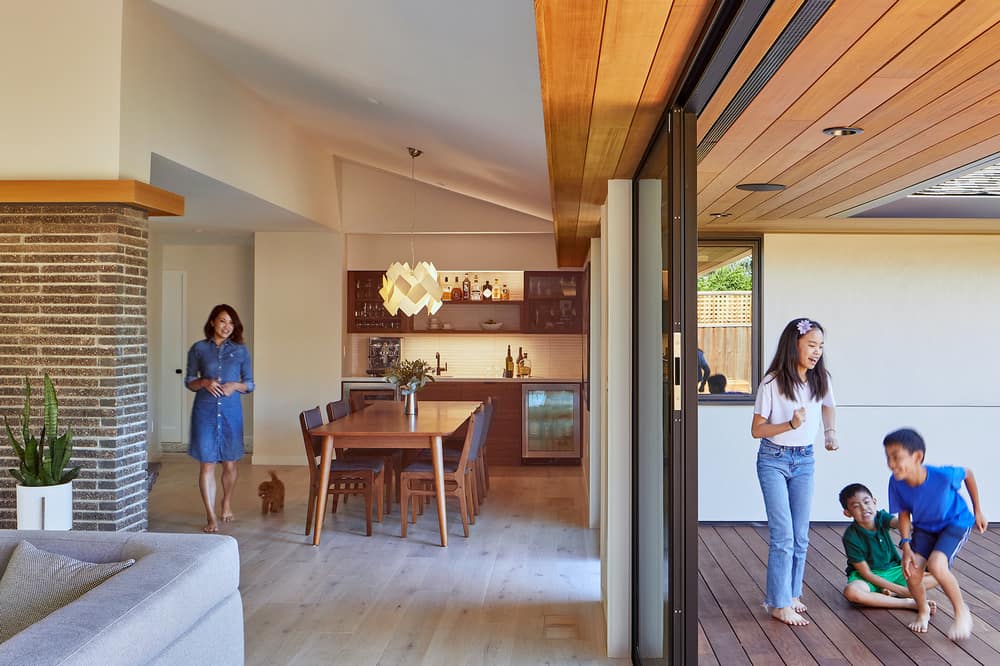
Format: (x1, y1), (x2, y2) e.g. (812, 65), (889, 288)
(697, 291), (751, 393)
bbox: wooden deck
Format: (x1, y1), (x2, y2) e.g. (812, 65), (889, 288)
(699, 524), (1000, 665)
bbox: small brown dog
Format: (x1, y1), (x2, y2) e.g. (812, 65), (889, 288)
(258, 471), (285, 514)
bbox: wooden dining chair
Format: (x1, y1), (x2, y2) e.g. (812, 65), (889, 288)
(299, 406), (385, 537)
(419, 396), (493, 516)
(325, 399), (396, 514)
(399, 405), (486, 539)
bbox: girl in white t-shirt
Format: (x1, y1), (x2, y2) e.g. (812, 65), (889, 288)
(751, 318), (838, 627)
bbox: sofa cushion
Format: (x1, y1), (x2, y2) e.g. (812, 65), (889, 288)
(0, 540), (134, 643)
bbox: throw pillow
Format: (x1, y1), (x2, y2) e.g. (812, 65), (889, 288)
(0, 540), (135, 643)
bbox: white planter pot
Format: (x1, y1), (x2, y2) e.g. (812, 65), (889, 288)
(16, 481), (73, 530)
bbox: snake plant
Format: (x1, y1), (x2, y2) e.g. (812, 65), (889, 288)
(5, 375), (80, 486)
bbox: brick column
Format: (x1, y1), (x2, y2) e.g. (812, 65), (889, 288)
(0, 203), (151, 530)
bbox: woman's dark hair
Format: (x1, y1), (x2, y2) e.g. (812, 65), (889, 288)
(838, 483), (873, 509)
(883, 428), (925, 456)
(764, 318), (830, 401)
(204, 304), (244, 344)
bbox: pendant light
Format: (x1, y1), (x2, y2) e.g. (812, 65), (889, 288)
(379, 147), (444, 316)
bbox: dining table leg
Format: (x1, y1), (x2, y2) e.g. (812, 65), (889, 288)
(430, 434), (448, 547)
(312, 434), (335, 546)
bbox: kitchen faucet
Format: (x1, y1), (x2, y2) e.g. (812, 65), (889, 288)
(435, 352), (448, 376)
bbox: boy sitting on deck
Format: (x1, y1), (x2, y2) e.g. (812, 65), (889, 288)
(839, 483), (938, 612)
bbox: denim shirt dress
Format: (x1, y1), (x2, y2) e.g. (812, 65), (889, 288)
(184, 339), (255, 463)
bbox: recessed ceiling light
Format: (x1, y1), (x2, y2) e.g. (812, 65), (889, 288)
(736, 183), (785, 192)
(822, 126), (863, 136)
(710, 212), (732, 218)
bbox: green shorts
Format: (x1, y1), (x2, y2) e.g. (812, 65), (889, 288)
(847, 564), (907, 593)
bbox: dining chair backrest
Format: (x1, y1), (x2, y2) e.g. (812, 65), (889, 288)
(299, 406), (325, 462)
(461, 406), (488, 469)
(326, 399), (349, 422)
(349, 392), (368, 413)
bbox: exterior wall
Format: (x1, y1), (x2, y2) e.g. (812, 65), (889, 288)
(699, 233), (1000, 522)
(0, 204), (149, 530)
(252, 231), (344, 465)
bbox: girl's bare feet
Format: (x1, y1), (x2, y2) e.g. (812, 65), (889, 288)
(902, 599), (937, 613)
(949, 605), (973, 641)
(791, 597), (808, 613)
(908, 610), (931, 633)
(771, 606), (809, 626)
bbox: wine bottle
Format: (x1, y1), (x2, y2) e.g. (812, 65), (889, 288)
(516, 346), (524, 376)
(504, 345), (514, 378)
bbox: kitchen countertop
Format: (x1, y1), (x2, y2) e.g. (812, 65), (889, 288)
(341, 376), (583, 383)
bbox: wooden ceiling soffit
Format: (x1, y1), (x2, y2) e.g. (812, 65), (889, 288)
(536, 0), (713, 266)
(0, 180), (184, 216)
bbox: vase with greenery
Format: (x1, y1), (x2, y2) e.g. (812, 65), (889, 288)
(384, 358), (435, 414)
(5, 375), (80, 529)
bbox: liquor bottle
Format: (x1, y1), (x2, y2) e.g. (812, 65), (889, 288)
(441, 276), (451, 301)
(462, 273), (471, 300)
(451, 283), (463, 301)
(504, 345), (514, 378)
(521, 352), (531, 377)
(516, 346), (524, 376)
(501, 283), (510, 301)
(482, 279), (493, 301)
(471, 274), (482, 301)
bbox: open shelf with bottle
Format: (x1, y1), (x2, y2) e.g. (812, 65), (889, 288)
(411, 300), (522, 333)
(346, 270), (412, 333)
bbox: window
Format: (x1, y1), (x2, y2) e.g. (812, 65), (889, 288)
(697, 239), (760, 400)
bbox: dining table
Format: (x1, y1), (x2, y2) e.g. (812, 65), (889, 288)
(307, 399), (482, 546)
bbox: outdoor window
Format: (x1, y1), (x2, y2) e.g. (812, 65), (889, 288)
(696, 239), (760, 400)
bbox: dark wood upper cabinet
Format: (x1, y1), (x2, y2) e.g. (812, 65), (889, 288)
(347, 270), (412, 333)
(522, 271), (583, 334)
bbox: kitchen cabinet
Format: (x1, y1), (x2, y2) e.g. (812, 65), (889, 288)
(416, 381), (523, 466)
(347, 271), (411, 333)
(523, 271), (583, 333)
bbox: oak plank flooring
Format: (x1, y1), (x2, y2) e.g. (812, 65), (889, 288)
(148, 455), (621, 665)
(700, 524), (1000, 665)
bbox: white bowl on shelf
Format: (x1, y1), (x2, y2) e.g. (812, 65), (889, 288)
(480, 321), (503, 331)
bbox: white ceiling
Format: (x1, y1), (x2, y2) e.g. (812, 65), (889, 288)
(150, 0), (552, 222)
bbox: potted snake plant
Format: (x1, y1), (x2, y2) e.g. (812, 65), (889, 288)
(384, 358), (435, 415)
(4, 374), (80, 529)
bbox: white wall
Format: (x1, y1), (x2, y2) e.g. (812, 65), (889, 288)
(252, 231), (344, 465)
(120, 0), (338, 228)
(347, 234), (558, 271)
(0, 1), (123, 177)
(147, 237), (255, 454)
(700, 234), (1000, 521)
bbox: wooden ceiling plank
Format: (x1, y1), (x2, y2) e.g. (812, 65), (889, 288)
(578, 0), (673, 216)
(696, 0), (894, 191)
(696, 0), (803, 144)
(724, 24), (1000, 224)
(792, 112), (1000, 218)
(535, 0), (607, 264)
(698, 0), (962, 212)
(614, 0), (715, 178)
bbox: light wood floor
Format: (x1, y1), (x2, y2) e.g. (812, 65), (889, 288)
(148, 455), (622, 665)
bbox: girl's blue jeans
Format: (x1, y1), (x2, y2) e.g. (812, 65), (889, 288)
(756, 440), (815, 609)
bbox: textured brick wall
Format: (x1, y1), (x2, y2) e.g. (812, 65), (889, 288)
(0, 204), (149, 530)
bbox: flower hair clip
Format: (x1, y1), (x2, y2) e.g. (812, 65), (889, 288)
(796, 319), (813, 335)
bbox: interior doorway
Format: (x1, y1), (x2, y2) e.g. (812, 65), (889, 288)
(159, 270), (187, 448)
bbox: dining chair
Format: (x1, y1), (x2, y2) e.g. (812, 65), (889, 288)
(299, 406), (385, 537)
(399, 405), (486, 539)
(325, 399), (397, 514)
(418, 396), (493, 515)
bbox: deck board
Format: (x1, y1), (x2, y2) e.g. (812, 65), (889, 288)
(700, 525), (1000, 665)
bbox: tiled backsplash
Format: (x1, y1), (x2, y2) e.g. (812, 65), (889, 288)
(346, 333), (584, 379)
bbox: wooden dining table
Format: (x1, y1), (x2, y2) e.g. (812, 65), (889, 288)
(307, 400), (481, 546)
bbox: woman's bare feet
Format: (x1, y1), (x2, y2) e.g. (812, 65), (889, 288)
(771, 606), (809, 626)
(202, 521), (218, 533)
(948, 605), (973, 641)
(221, 503), (234, 523)
(791, 597), (808, 613)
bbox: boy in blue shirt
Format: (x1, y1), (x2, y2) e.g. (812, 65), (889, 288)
(884, 428), (988, 641)
(839, 483), (938, 612)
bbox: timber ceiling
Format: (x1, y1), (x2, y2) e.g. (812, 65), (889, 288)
(537, 0), (1000, 266)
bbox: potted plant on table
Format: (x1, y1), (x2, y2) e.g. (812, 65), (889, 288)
(4, 374), (80, 530)
(384, 358), (435, 415)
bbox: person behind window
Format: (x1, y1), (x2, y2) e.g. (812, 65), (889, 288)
(697, 348), (711, 392)
(707, 373), (729, 394)
(184, 304), (255, 534)
(750, 318), (838, 627)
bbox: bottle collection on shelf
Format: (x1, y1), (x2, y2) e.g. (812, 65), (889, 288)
(440, 272), (510, 302)
(502, 345), (531, 378)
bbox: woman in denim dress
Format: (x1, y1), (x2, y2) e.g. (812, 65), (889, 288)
(751, 318), (838, 626)
(185, 304), (254, 533)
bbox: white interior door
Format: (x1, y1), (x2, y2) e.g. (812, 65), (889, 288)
(160, 271), (186, 443)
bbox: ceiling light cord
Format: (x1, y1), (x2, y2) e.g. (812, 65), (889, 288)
(408, 146), (422, 267)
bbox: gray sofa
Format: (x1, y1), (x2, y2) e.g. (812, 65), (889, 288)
(0, 530), (243, 665)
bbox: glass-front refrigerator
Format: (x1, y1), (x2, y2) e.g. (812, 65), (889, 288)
(521, 383), (581, 460)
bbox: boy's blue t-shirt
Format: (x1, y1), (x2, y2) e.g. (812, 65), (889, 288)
(888, 465), (974, 532)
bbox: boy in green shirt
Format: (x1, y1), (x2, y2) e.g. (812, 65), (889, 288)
(840, 483), (938, 611)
